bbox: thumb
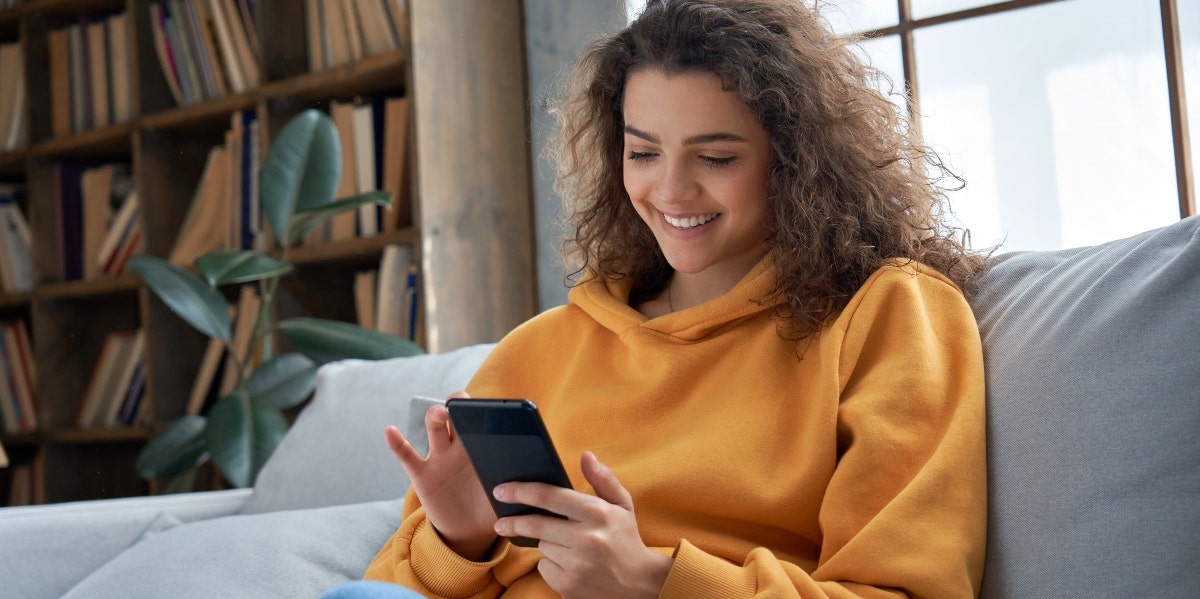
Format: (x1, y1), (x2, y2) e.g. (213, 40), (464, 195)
(582, 451), (634, 511)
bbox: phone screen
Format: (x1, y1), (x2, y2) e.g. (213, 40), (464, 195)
(446, 399), (573, 547)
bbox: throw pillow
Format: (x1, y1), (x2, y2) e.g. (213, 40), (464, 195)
(970, 215), (1200, 598)
(240, 343), (495, 514)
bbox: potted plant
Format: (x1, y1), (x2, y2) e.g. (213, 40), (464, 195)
(130, 109), (420, 490)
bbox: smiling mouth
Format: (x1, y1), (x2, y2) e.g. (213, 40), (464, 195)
(663, 213), (719, 230)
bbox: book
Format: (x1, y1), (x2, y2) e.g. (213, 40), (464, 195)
(0, 344), (18, 433)
(80, 164), (116, 280)
(48, 28), (72, 137)
(101, 329), (144, 428)
(149, 3), (186, 106)
(107, 12), (132, 123)
(381, 0), (407, 48)
(0, 439), (7, 468)
(3, 321), (37, 432)
(190, 0), (231, 97)
(382, 96), (409, 229)
(305, 0), (322, 72)
(328, 100), (358, 241)
(104, 220), (142, 277)
(206, 0), (246, 92)
(323, 0), (352, 67)
(375, 244), (413, 337)
(116, 361), (146, 426)
(96, 189), (139, 272)
(218, 285), (260, 396)
(186, 335), (226, 415)
(0, 41), (20, 151)
(170, 146), (230, 265)
(354, 269), (377, 329)
(0, 195), (32, 293)
(56, 162), (88, 281)
(77, 331), (132, 429)
(86, 19), (110, 129)
(352, 102), (378, 237)
(232, 0), (261, 67)
(342, 0), (366, 61)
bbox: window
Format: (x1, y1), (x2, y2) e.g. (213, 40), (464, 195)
(626, 0), (1197, 252)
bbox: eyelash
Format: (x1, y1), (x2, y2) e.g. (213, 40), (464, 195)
(625, 152), (738, 168)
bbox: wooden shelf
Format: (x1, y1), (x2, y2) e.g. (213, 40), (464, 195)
(30, 121), (134, 159)
(0, 149), (25, 176)
(139, 91), (259, 132)
(45, 427), (151, 444)
(0, 290), (32, 308)
(34, 275), (139, 300)
(262, 50), (408, 102)
(0, 432), (37, 446)
(286, 229), (417, 265)
(19, 0), (124, 16)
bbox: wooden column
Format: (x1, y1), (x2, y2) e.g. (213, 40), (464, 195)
(409, 0), (537, 353)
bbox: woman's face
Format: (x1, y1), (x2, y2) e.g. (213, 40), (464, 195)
(622, 68), (773, 285)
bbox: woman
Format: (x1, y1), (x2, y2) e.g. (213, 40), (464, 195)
(353, 0), (988, 597)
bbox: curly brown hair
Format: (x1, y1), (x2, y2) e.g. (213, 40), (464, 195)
(548, 0), (987, 341)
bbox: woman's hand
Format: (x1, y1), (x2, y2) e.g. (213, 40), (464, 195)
(384, 391), (498, 561)
(492, 452), (674, 599)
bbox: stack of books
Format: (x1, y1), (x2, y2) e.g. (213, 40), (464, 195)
(0, 184), (31, 294)
(76, 329), (146, 430)
(149, 0), (261, 106)
(51, 163), (140, 282)
(0, 319), (36, 434)
(46, 11), (134, 136)
(170, 109), (263, 263)
(305, 0), (407, 72)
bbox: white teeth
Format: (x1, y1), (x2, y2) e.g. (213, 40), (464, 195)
(664, 213), (718, 229)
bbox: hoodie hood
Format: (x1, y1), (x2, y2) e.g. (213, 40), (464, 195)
(568, 257), (781, 343)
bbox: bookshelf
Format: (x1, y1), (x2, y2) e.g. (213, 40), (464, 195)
(0, 0), (535, 505)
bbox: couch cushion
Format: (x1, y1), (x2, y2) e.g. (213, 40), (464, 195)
(970, 215), (1200, 598)
(240, 343), (495, 514)
(60, 498), (403, 599)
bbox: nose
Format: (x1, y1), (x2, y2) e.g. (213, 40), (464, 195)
(656, 158), (697, 205)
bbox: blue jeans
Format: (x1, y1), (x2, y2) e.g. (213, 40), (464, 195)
(320, 581), (428, 599)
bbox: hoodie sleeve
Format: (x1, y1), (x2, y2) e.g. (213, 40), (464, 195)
(658, 265), (988, 598)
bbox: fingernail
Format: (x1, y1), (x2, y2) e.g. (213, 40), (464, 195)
(493, 484), (508, 500)
(494, 520), (507, 535)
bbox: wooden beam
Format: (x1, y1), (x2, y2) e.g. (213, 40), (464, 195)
(409, 0), (537, 352)
(1160, 0), (1195, 217)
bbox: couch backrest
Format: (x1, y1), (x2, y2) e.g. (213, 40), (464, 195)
(969, 216), (1200, 598)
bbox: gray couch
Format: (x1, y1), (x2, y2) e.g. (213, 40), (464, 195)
(2, 216), (1197, 598)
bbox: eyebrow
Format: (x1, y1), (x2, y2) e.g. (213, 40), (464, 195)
(623, 125), (750, 145)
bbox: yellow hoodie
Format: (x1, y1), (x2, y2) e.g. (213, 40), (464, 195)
(365, 259), (986, 598)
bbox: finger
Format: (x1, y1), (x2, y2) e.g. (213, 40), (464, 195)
(494, 481), (603, 523)
(582, 451), (634, 511)
(445, 390), (470, 400)
(384, 426), (425, 470)
(494, 513), (575, 547)
(424, 404), (455, 453)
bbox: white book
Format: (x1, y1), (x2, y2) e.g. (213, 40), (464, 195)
(352, 103), (377, 237)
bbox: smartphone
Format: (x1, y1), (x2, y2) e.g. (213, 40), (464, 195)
(446, 398), (573, 547)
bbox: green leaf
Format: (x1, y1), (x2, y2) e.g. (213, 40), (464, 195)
(135, 415), (210, 480)
(277, 317), (423, 364)
(195, 250), (294, 287)
(128, 255), (232, 344)
(244, 352), (317, 409)
(287, 190), (392, 246)
(205, 391), (289, 488)
(260, 109), (342, 246)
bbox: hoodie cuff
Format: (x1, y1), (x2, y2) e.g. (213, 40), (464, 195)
(409, 517), (510, 597)
(660, 539), (757, 599)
